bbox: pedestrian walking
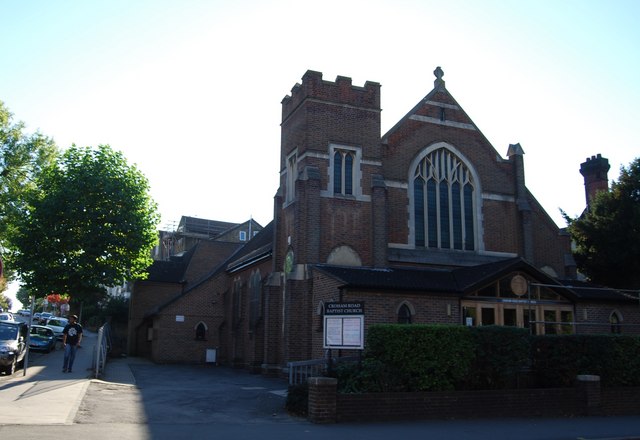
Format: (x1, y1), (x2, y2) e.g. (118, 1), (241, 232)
(62, 314), (83, 373)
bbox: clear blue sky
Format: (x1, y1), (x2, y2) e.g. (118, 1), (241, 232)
(1, 0), (638, 233)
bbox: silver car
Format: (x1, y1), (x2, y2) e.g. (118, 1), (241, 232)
(0, 321), (28, 375)
(44, 317), (69, 340)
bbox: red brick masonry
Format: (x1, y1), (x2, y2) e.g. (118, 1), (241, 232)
(308, 375), (640, 424)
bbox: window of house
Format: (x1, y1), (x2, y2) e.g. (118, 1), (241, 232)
(239, 231), (247, 241)
(286, 150), (297, 203)
(398, 304), (412, 324)
(413, 147), (475, 250)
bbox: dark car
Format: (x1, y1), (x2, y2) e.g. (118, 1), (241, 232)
(29, 325), (56, 353)
(0, 321), (28, 375)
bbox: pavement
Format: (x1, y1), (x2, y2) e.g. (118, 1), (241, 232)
(0, 329), (138, 425)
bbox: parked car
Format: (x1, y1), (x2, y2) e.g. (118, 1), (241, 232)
(0, 313), (15, 322)
(33, 312), (42, 323)
(29, 325), (56, 352)
(0, 321), (28, 375)
(36, 312), (53, 324)
(17, 309), (31, 317)
(44, 317), (68, 340)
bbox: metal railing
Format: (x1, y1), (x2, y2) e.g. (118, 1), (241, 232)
(287, 355), (360, 385)
(287, 358), (326, 385)
(93, 322), (112, 378)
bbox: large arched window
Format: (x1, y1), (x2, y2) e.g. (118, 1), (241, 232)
(413, 147), (476, 250)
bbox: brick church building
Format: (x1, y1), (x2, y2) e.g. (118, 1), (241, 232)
(129, 68), (639, 371)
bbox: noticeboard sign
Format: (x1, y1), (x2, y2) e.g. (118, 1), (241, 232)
(323, 302), (364, 350)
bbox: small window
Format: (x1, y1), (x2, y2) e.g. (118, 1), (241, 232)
(398, 304), (412, 324)
(610, 311), (622, 334)
(195, 322), (206, 340)
(239, 231), (247, 241)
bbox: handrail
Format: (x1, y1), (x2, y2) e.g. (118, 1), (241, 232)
(94, 322), (111, 378)
(287, 355), (359, 385)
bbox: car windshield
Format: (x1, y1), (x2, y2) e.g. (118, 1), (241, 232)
(48, 319), (67, 326)
(31, 327), (53, 337)
(0, 324), (18, 340)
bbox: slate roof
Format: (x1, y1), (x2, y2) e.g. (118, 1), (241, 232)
(144, 221), (275, 319)
(177, 216), (239, 237)
(314, 257), (637, 303)
(144, 248), (194, 283)
(557, 279), (638, 303)
(226, 221), (274, 272)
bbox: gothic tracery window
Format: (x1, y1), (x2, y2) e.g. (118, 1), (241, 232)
(413, 148), (476, 250)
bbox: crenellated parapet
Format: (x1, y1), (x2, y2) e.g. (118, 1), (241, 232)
(281, 70), (380, 122)
(580, 153), (610, 207)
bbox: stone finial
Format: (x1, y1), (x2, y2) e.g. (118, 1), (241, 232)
(434, 66), (445, 88)
(507, 143), (525, 157)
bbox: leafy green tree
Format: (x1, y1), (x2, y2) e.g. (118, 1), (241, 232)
(0, 289), (10, 312)
(8, 145), (160, 307)
(564, 157), (640, 289)
(0, 100), (58, 287)
(15, 285), (38, 311)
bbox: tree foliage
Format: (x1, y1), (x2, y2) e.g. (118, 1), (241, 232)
(0, 100), (58, 286)
(564, 157), (640, 289)
(8, 145), (160, 306)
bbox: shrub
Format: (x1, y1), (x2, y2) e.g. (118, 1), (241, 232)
(532, 334), (640, 387)
(465, 326), (531, 389)
(364, 324), (474, 391)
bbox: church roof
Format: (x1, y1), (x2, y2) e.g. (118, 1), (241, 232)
(314, 257), (636, 303)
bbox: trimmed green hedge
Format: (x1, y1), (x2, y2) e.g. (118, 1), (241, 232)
(531, 334), (640, 387)
(334, 324), (640, 393)
(465, 326), (531, 389)
(344, 324), (475, 392)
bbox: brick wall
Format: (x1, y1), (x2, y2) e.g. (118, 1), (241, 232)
(575, 301), (640, 335)
(308, 376), (640, 423)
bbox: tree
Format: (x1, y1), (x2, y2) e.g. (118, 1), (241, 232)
(564, 157), (640, 289)
(7, 145), (160, 307)
(0, 281), (10, 311)
(0, 100), (58, 288)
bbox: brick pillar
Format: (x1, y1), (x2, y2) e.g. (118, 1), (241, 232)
(576, 374), (601, 416)
(307, 377), (337, 424)
(371, 174), (388, 268)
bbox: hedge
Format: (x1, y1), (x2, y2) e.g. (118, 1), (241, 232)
(333, 324), (640, 393)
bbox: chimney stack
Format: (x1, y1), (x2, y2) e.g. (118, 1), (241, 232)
(579, 154), (610, 209)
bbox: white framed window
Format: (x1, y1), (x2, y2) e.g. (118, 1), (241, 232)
(328, 144), (361, 197)
(285, 150), (298, 203)
(239, 231), (247, 241)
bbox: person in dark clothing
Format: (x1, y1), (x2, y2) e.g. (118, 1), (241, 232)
(62, 314), (83, 373)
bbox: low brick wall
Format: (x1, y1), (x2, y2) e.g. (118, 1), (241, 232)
(307, 375), (640, 424)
